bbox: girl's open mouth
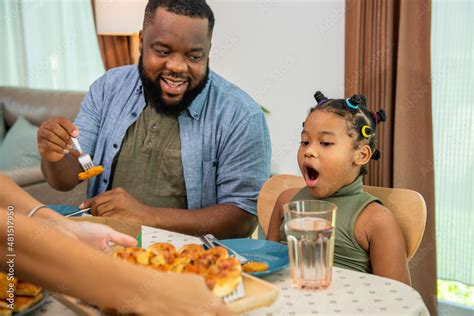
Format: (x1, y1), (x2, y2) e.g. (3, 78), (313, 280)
(305, 165), (320, 187)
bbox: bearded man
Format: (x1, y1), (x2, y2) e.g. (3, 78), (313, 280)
(37, 0), (271, 238)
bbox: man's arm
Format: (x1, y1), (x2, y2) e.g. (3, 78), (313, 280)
(147, 203), (257, 239)
(83, 187), (256, 239)
(37, 117), (84, 191)
(40, 150), (83, 191)
(39, 75), (104, 191)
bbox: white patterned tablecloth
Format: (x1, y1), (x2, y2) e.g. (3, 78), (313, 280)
(36, 226), (430, 315)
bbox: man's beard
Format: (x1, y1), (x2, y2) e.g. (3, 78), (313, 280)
(138, 55), (209, 116)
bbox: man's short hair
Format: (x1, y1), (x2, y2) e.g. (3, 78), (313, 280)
(143, 0), (215, 38)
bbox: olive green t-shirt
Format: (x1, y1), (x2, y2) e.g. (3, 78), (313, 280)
(109, 104), (187, 209)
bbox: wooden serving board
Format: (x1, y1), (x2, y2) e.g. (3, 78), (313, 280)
(53, 273), (278, 315)
(227, 273), (279, 314)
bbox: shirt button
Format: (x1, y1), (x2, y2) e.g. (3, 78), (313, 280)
(103, 179), (108, 184)
(131, 112), (137, 118)
(147, 141), (152, 146)
(113, 144), (118, 149)
(152, 124), (157, 130)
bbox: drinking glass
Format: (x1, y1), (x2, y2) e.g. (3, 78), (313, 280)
(283, 200), (337, 290)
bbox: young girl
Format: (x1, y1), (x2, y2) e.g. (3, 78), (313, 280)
(267, 91), (410, 285)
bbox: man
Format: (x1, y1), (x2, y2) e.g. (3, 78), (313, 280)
(38, 0), (271, 239)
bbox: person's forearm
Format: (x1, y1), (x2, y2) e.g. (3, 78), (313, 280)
(0, 173), (40, 212)
(0, 212), (153, 313)
(143, 204), (257, 239)
(41, 154), (82, 191)
(0, 173), (74, 229)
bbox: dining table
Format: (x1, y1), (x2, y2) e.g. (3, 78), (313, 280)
(34, 225), (430, 315)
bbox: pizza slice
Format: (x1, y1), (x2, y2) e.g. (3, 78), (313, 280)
(13, 293), (43, 313)
(148, 243), (177, 269)
(15, 282), (42, 297)
(0, 273), (16, 300)
(198, 247), (229, 267)
(112, 243), (244, 299)
(113, 247), (152, 265)
(183, 246), (229, 276)
(0, 307), (11, 316)
(206, 257), (242, 298)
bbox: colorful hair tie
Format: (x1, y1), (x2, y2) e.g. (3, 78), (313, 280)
(345, 98), (359, 110)
(371, 112), (378, 125)
(318, 98), (328, 105)
(361, 125), (372, 138)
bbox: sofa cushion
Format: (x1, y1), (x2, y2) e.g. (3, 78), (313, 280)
(0, 116), (40, 171)
(0, 86), (85, 129)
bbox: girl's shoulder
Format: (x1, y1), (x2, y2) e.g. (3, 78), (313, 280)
(275, 187), (301, 208)
(280, 187), (301, 201)
(355, 202), (402, 248)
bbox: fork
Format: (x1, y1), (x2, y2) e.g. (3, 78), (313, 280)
(64, 207), (92, 218)
(223, 281), (245, 303)
(71, 138), (94, 171)
(202, 234), (248, 265)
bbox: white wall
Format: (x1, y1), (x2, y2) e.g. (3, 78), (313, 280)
(208, 0), (345, 174)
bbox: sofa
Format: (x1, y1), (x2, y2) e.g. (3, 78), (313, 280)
(0, 86), (87, 205)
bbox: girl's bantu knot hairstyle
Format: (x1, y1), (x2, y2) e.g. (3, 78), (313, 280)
(314, 91), (328, 105)
(345, 94), (367, 111)
(370, 109), (387, 126)
(308, 90), (387, 175)
(371, 149), (381, 161)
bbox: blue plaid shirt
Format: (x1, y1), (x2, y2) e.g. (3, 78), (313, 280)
(74, 65), (271, 215)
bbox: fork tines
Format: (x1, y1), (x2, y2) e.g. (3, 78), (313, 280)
(223, 281), (245, 303)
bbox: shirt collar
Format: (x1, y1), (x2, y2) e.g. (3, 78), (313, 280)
(331, 176), (364, 197)
(185, 72), (212, 120)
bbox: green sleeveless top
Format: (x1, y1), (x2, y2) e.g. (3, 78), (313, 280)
(280, 176), (381, 273)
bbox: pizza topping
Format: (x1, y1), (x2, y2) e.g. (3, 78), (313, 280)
(113, 242), (243, 298)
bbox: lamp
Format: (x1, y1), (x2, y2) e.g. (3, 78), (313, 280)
(94, 0), (148, 64)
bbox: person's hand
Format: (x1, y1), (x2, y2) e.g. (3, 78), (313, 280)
(66, 221), (137, 252)
(80, 188), (152, 224)
(138, 273), (232, 316)
(38, 116), (79, 162)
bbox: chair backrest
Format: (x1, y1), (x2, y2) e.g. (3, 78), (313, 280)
(257, 174), (427, 261)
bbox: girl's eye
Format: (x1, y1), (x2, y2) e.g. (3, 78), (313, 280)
(300, 141), (309, 146)
(320, 142), (334, 147)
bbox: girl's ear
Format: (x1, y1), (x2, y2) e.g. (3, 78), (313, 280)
(354, 144), (372, 166)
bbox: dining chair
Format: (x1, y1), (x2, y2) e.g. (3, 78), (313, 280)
(257, 174), (427, 262)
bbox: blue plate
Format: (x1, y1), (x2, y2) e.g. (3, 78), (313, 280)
(220, 238), (289, 277)
(47, 204), (80, 216)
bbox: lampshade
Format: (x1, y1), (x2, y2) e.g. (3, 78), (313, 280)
(94, 0), (148, 35)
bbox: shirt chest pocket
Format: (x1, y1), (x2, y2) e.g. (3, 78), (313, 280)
(154, 149), (187, 198)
